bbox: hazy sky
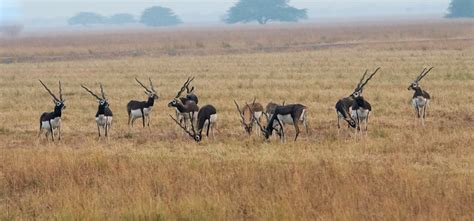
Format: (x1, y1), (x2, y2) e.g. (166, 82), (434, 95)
(1, 0), (451, 25)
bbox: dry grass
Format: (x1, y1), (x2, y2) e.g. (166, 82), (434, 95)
(0, 19), (473, 220)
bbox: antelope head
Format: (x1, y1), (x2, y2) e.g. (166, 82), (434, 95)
(169, 76), (195, 107)
(169, 113), (201, 142)
(136, 78), (158, 100)
(352, 67), (381, 98)
(81, 83), (109, 108)
(234, 99), (258, 135)
(408, 67), (433, 91)
(39, 80), (66, 110)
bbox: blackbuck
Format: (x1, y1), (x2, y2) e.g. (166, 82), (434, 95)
(256, 104), (308, 143)
(335, 97), (357, 130)
(170, 104), (217, 142)
(127, 78), (159, 128)
(168, 77), (199, 127)
(168, 98), (199, 130)
(81, 83), (113, 138)
(234, 99), (264, 135)
(350, 67), (380, 134)
(335, 68), (380, 133)
(38, 80), (65, 141)
(408, 67), (433, 125)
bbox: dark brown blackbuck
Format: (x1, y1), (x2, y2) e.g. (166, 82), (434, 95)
(335, 68), (381, 134)
(255, 103), (308, 143)
(81, 83), (113, 138)
(127, 78), (159, 128)
(38, 80), (66, 141)
(168, 77), (199, 128)
(349, 68), (380, 135)
(170, 104), (217, 142)
(408, 67), (433, 125)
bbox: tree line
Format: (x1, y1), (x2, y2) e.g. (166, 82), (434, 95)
(68, 0), (473, 27)
(68, 7), (182, 27)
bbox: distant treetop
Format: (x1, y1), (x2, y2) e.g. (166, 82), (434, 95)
(140, 6), (182, 27)
(68, 12), (136, 26)
(446, 0), (474, 18)
(224, 0), (307, 24)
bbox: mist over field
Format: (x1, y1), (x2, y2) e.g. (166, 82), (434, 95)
(2, 0), (451, 27)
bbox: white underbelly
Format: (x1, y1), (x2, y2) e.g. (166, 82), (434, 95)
(209, 114), (217, 123)
(130, 107), (151, 119)
(337, 111), (344, 118)
(96, 115), (113, 126)
(351, 109), (370, 120)
(412, 97), (428, 108)
(277, 114), (294, 125)
(203, 114), (218, 129)
(41, 117), (61, 129)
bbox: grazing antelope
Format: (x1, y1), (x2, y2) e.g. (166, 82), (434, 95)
(350, 67), (380, 134)
(168, 77), (199, 128)
(234, 99), (264, 135)
(256, 104), (308, 143)
(335, 97), (357, 130)
(127, 78), (159, 128)
(81, 83), (113, 138)
(170, 104), (217, 142)
(408, 67), (433, 125)
(38, 80), (65, 141)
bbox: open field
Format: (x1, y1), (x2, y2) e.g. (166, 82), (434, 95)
(0, 20), (473, 220)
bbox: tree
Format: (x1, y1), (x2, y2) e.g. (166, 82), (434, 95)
(224, 0), (307, 24)
(108, 13), (136, 25)
(68, 12), (107, 26)
(446, 0), (474, 18)
(140, 6), (182, 27)
(0, 24), (23, 37)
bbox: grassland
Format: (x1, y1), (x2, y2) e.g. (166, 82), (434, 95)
(0, 20), (473, 220)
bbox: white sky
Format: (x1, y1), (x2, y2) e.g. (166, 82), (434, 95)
(1, 0), (451, 24)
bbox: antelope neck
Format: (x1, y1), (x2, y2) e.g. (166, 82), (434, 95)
(53, 105), (63, 117)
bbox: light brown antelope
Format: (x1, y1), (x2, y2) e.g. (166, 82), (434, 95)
(234, 99), (264, 135)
